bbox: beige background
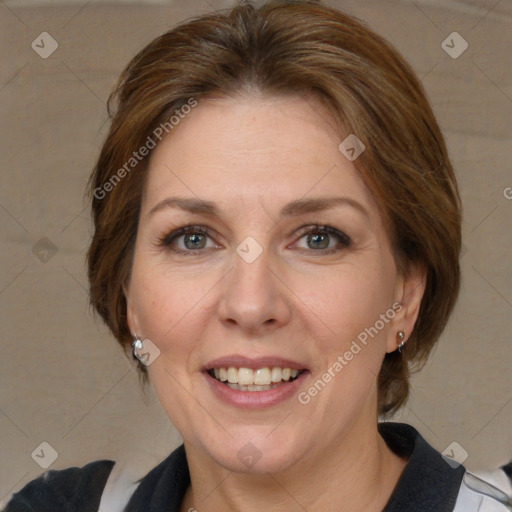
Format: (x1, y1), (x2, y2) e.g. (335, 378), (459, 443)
(1, 0), (511, 505)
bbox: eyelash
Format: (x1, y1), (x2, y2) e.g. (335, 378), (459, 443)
(157, 224), (352, 256)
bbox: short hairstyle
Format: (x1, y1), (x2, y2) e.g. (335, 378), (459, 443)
(87, 0), (462, 416)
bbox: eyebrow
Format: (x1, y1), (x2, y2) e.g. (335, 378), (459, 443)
(148, 196), (369, 220)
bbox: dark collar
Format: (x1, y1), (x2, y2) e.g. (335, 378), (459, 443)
(126, 422), (465, 512)
(379, 422), (465, 511)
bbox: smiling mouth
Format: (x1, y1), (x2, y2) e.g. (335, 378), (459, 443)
(207, 366), (306, 391)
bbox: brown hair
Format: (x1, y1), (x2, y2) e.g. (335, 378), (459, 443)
(87, 0), (461, 416)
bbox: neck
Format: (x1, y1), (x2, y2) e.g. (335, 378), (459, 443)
(180, 418), (407, 512)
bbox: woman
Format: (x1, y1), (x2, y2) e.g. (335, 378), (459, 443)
(4, 0), (511, 511)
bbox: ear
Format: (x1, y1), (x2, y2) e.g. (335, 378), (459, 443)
(123, 281), (138, 336)
(386, 264), (427, 353)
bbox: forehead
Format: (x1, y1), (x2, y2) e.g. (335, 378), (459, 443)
(142, 94), (377, 218)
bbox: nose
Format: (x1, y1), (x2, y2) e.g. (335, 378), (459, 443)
(217, 245), (292, 336)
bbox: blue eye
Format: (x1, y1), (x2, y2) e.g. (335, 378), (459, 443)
(159, 226), (218, 254)
(294, 225), (351, 254)
(182, 232), (206, 249)
(159, 224), (351, 256)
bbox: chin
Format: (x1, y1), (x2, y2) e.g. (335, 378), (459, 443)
(202, 429), (309, 475)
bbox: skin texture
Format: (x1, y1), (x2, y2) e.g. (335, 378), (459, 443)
(125, 94), (426, 512)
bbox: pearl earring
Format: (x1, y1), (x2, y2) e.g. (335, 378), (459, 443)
(132, 336), (145, 363)
(397, 330), (406, 353)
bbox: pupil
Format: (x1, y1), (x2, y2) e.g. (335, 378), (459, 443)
(308, 232), (329, 249)
(185, 233), (205, 249)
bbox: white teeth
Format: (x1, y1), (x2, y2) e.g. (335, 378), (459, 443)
(254, 367), (272, 385)
(211, 366), (303, 389)
(271, 367), (282, 382)
(227, 367), (238, 383)
(227, 383), (273, 391)
(238, 368), (254, 386)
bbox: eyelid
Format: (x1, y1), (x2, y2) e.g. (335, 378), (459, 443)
(158, 224), (220, 248)
(291, 224), (352, 249)
(158, 223), (351, 255)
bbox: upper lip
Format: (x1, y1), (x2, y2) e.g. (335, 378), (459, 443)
(204, 354), (308, 371)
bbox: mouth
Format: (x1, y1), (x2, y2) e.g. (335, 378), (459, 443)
(206, 366), (306, 392)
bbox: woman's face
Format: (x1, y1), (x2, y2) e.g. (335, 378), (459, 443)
(125, 94), (422, 473)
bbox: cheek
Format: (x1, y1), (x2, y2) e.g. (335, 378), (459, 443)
(300, 270), (394, 403)
(298, 260), (394, 339)
(129, 258), (217, 354)
(292, 260), (396, 400)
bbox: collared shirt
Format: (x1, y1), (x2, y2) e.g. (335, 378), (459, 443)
(4, 422), (511, 511)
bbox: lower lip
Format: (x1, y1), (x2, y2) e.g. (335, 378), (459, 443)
(204, 371), (309, 409)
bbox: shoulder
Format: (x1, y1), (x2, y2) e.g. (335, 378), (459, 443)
(124, 444), (189, 511)
(2, 459), (115, 512)
(378, 423), (512, 511)
(379, 422), (465, 511)
(454, 469), (512, 511)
